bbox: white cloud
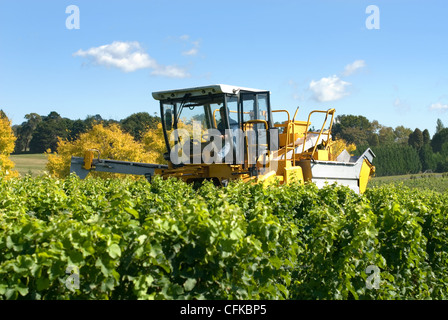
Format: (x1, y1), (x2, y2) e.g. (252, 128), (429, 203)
(182, 46), (199, 56)
(73, 41), (156, 72)
(309, 75), (351, 102)
(342, 60), (366, 76)
(393, 97), (410, 112)
(73, 41), (190, 78)
(304, 60), (365, 102)
(151, 65), (190, 78)
(429, 102), (448, 112)
(182, 39), (200, 56)
(394, 98), (403, 108)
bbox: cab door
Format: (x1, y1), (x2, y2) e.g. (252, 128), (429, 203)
(240, 92), (273, 173)
(240, 91), (272, 125)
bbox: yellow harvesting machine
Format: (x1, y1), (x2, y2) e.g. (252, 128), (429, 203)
(70, 84), (375, 193)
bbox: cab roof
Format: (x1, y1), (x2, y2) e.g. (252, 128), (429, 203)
(151, 84), (268, 100)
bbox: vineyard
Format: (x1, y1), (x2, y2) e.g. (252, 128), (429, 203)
(1, 174), (448, 300)
(369, 173), (448, 193)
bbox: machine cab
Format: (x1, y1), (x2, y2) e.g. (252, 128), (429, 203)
(152, 84), (275, 167)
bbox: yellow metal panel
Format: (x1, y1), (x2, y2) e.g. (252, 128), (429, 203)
(292, 121), (310, 136)
(359, 159), (375, 193)
(273, 159), (291, 176)
(279, 133), (299, 147)
(284, 166), (304, 185)
(208, 164), (233, 181)
(83, 150), (94, 170)
(315, 150), (329, 161)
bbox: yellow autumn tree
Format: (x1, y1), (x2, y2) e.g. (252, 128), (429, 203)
(140, 119), (198, 165)
(141, 122), (168, 165)
(328, 138), (356, 161)
(0, 111), (19, 178)
(47, 123), (155, 178)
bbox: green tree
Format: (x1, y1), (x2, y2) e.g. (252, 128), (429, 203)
(367, 133), (379, 147)
(394, 126), (412, 145)
(120, 112), (160, 141)
(13, 113), (42, 153)
(67, 119), (88, 141)
(431, 127), (448, 153)
(370, 144), (421, 176)
(436, 118), (444, 134)
(85, 114), (103, 127)
(332, 115), (373, 146)
(419, 144), (436, 172)
(370, 120), (381, 135)
(29, 112), (69, 153)
(435, 141), (448, 172)
(422, 129), (430, 145)
(378, 126), (395, 145)
(408, 128), (424, 150)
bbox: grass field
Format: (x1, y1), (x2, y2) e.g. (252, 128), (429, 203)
(368, 172), (448, 193)
(9, 153), (48, 176)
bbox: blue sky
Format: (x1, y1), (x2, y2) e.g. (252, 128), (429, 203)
(1, 0), (447, 136)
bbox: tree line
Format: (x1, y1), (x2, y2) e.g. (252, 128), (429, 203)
(10, 110), (448, 177)
(12, 111), (160, 154)
(334, 115), (448, 176)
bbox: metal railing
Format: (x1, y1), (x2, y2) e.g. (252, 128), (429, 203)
(301, 108), (335, 158)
